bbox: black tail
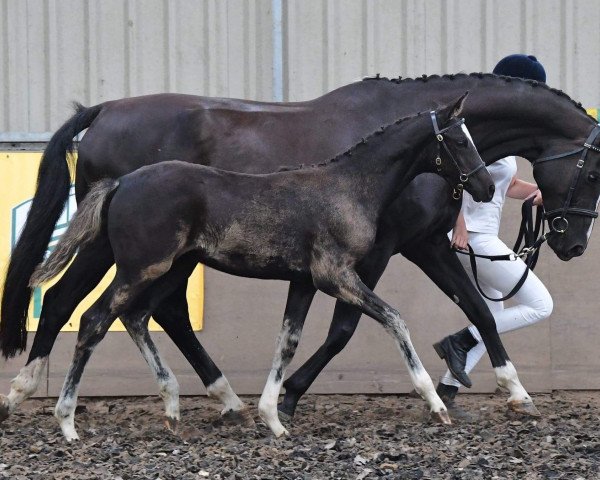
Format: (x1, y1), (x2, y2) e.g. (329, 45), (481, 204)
(0, 103), (103, 358)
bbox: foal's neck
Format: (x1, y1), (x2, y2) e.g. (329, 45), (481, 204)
(322, 113), (434, 209)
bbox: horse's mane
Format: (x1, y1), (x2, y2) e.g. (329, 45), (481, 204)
(363, 72), (595, 122)
(278, 109), (430, 172)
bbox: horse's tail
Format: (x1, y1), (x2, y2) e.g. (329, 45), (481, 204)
(0, 103), (103, 358)
(29, 179), (119, 289)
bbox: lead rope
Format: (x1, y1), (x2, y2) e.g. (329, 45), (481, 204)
(452, 198), (550, 302)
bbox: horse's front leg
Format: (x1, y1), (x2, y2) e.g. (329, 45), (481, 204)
(316, 266), (450, 424)
(258, 281), (316, 437)
(400, 233), (539, 416)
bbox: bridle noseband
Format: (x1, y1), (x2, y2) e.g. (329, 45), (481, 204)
(533, 123), (600, 234)
(430, 111), (486, 200)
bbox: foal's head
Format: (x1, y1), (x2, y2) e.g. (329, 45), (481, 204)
(429, 93), (495, 203)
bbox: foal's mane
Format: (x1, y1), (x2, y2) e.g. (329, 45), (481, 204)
(279, 110), (429, 172)
(364, 72), (596, 123)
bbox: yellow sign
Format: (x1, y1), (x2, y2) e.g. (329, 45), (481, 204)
(0, 152), (203, 332)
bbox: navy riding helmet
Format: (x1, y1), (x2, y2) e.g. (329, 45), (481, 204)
(493, 54), (546, 83)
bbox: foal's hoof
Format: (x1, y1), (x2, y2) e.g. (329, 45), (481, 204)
(165, 416), (179, 433)
(272, 425), (290, 438)
(0, 396), (9, 424)
(508, 400), (541, 417)
(221, 408), (256, 427)
(431, 409), (452, 425)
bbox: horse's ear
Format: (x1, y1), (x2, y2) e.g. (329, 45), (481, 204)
(450, 91), (469, 118)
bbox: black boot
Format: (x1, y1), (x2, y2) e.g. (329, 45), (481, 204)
(436, 382), (476, 423)
(433, 327), (478, 388)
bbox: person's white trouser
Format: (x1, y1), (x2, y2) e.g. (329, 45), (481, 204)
(441, 232), (553, 388)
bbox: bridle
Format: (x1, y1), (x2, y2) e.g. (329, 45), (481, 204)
(453, 123), (600, 302)
(430, 111), (486, 200)
(533, 124), (600, 234)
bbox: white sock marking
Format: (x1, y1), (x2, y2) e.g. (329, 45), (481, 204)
(495, 361), (531, 403)
(206, 375), (245, 415)
(258, 318), (299, 437)
(3, 357), (48, 413)
(382, 308), (446, 414)
(126, 324), (180, 422)
(55, 384), (81, 442)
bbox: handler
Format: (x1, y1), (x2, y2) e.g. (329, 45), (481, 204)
(434, 54), (554, 417)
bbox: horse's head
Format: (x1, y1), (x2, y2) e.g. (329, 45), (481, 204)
(432, 93), (495, 203)
(534, 124), (600, 260)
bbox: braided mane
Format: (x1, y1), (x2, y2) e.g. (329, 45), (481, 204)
(363, 72), (595, 122)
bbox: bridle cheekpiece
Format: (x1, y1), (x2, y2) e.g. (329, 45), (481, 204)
(533, 123), (600, 234)
(430, 111), (486, 200)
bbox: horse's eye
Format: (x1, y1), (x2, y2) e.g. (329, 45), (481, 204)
(588, 173), (599, 183)
(457, 139), (468, 147)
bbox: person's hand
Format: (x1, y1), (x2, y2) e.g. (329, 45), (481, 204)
(451, 221), (469, 250)
(526, 188), (543, 206)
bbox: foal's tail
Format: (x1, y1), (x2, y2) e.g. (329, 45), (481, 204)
(29, 179), (119, 288)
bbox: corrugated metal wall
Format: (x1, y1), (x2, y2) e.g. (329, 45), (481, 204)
(2, 0), (600, 399)
(2, 0), (600, 133)
(0, 0), (274, 134)
(284, 0), (600, 104)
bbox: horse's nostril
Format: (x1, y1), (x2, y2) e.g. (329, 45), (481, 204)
(569, 245), (585, 257)
(488, 184), (495, 198)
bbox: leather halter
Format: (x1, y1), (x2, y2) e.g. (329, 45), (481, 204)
(430, 111), (486, 200)
(533, 124), (600, 233)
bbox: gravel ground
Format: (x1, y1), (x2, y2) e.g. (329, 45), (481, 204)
(1, 391), (599, 479)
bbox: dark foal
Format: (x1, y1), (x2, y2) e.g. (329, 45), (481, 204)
(3, 75), (600, 425)
(31, 99), (493, 440)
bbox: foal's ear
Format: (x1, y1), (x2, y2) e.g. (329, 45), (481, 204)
(450, 91), (469, 118)
(437, 91), (469, 125)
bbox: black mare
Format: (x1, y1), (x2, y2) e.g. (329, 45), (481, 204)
(2, 74), (600, 425)
(30, 99), (493, 440)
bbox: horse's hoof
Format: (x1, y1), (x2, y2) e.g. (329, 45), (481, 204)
(277, 408), (293, 427)
(277, 401), (296, 421)
(61, 426), (80, 442)
(165, 416), (179, 433)
(431, 409), (452, 425)
(273, 425), (290, 438)
(508, 400), (541, 417)
(221, 408), (256, 427)
(65, 434), (80, 442)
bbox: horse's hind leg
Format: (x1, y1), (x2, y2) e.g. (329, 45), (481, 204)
(122, 312), (180, 432)
(318, 268), (450, 424)
(0, 236), (113, 422)
(152, 283), (249, 423)
(258, 281), (316, 437)
(400, 235), (538, 415)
